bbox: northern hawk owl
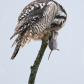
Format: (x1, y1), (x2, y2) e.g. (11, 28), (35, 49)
(10, 0), (67, 59)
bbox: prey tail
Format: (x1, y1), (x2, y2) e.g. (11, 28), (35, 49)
(48, 50), (52, 60)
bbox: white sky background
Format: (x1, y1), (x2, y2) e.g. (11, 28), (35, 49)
(0, 0), (84, 84)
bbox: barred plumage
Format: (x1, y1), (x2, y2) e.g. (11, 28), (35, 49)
(10, 0), (67, 59)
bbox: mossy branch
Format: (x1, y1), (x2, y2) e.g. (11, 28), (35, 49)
(28, 29), (51, 84)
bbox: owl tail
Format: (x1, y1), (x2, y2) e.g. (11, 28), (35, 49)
(10, 33), (17, 40)
(11, 35), (23, 60)
(11, 30), (26, 60)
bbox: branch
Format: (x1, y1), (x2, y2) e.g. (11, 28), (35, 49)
(28, 29), (51, 84)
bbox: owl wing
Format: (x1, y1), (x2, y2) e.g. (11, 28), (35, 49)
(10, 0), (57, 39)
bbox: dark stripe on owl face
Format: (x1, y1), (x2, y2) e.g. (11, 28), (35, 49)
(51, 23), (61, 27)
(55, 15), (66, 20)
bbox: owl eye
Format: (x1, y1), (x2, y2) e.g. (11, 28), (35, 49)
(60, 21), (63, 26)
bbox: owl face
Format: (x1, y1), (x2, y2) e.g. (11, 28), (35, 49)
(51, 3), (67, 30)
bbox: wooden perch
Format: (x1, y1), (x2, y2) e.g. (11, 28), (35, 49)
(28, 29), (51, 84)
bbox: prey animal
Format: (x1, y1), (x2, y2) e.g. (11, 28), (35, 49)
(48, 27), (59, 60)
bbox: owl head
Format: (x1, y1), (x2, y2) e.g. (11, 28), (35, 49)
(51, 3), (67, 31)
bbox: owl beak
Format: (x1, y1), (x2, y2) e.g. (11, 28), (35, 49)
(56, 27), (60, 32)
